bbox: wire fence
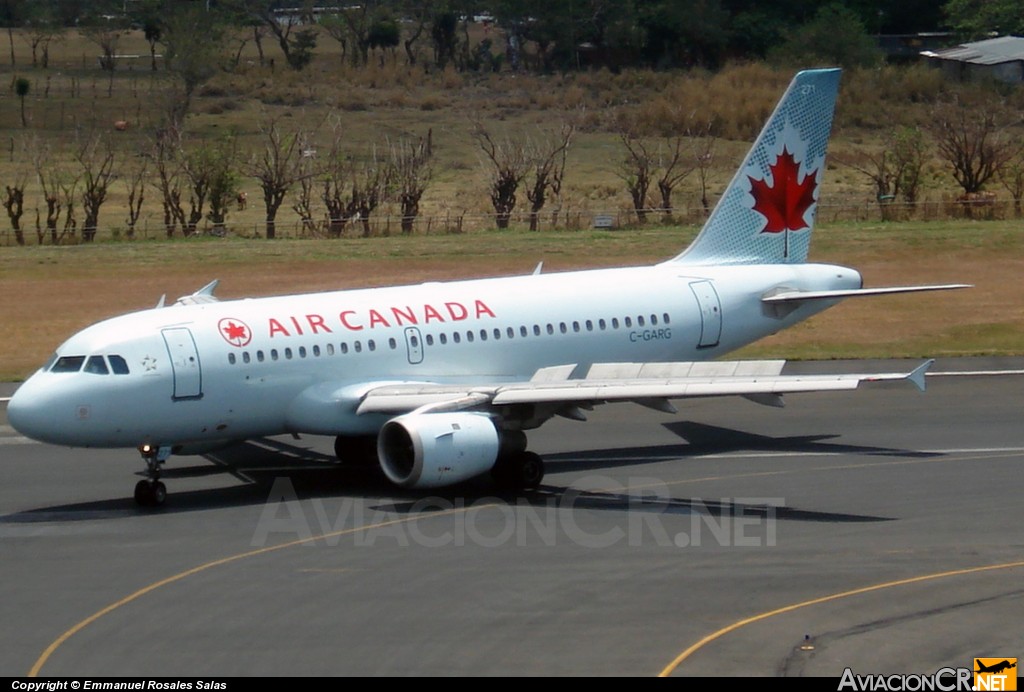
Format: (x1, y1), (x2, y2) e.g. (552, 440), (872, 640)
(0, 198), (1020, 246)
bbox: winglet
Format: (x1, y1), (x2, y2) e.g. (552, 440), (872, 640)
(174, 279), (222, 306)
(907, 359), (934, 393)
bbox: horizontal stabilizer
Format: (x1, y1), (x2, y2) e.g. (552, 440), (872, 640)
(763, 284), (971, 303)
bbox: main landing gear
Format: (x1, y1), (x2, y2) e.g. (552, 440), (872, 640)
(492, 451), (545, 491)
(134, 444), (170, 507)
(334, 435), (380, 467)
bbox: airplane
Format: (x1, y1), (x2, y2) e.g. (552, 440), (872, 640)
(7, 68), (968, 507)
(975, 660), (1016, 675)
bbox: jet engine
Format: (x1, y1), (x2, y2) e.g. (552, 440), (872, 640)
(377, 412), (502, 488)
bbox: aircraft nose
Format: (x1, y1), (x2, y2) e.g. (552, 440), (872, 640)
(7, 379), (51, 442)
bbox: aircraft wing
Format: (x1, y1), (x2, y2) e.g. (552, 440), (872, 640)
(355, 359), (933, 416)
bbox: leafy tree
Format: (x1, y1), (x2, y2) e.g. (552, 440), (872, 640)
(228, 0), (318, 71)
(770, 2), (883, 69)
(14, 76), (28, 127)
(943, 0), (1024, 39)
(161, 4), (229, 130)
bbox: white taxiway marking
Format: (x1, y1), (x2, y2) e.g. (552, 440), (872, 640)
(928, 370), (1024, 377)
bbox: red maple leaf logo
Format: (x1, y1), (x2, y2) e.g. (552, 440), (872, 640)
(218, 318), (252, 347)
(748, 146), (817, 234)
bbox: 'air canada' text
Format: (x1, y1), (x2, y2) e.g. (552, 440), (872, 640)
(266, 300), (497, 337)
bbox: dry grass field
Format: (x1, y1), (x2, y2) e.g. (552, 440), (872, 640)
(1, 219), (1021, 381)
(2, 28), (1022, 242)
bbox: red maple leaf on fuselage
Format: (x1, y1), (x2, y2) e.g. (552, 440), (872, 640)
(748, 146), (817, 234)
(223, 322), (247, 341)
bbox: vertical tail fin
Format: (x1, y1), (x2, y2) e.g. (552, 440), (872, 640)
(669, 68), (841, 266)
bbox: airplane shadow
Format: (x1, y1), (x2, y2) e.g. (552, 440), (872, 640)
(1, 421), (928, 523)
(540, 420), (940, 474)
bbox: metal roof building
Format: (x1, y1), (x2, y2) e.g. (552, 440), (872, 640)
(922, 36), (1024, 83)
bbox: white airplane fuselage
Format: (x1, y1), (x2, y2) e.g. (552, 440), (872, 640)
(10, 261), (860, 451)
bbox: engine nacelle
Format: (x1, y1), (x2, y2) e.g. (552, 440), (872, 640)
(378, 412), (501, 488)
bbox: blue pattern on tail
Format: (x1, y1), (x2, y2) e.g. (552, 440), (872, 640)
(669, 69), (841, 266)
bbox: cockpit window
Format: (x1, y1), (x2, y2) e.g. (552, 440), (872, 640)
(108, 355), (130, 374)
(41, 353), (58, 372)
(51, 356), (86, 373)
(84, 356), (109, 375)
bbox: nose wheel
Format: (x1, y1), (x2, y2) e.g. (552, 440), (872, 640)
(135, 444), (171, 507)
(134, 479), (167, 507)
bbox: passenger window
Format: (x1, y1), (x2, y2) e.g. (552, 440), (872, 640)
(546, 324), (554, 335)
(51, 355), (86, 373)
(520, 326), (528, 337)
(368, 340), (376, 351)
(440, 333), (448, 345)
(326, 344), (335, 356)
(508, 327), (515, 339)
(389, 338), (397, 349)
(271, 349), (279, 361)
(495, 328), (502, 340)
(650, 314), (658, 325)
(313, 345), (321, 357)
(84, 356), (109, 375)
(341, 343), (349, 354)
(299, 346), (307, 358)
(108, 355), (130, 374)
(663, 313), (671, 324)
(479, 329), (487, 341)
(354, 341), (363, 353)
(599, 319), (606, 330)
(533, 325), (541, 336)
(466, 331), (474, 343)
(257, 350), (265, 362)
(426, 334), (434, 346)
(243, 352), (251, 364)
(285, 348), (293, 359)
(637, 315), (645, 327)
(572, 321), (580, 333)
(624, 317), (632, 327)
(453, 332), (461, 344)
(612, 318), (619, 329)
(228, 353), (236, 365)
(585, 320), (593, 331)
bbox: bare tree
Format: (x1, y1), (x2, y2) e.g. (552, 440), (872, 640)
(654, 136), (696, 221)
(390, 134), (432, 234)
(351, 149), (392, 237)
(524, 125), (573, 231)
(76, 135), (116, 242)
(123, 158), (148, 239)
(692, 124), (717, 215)
(292, 154), (320, 235)
(248, 119), (312, 239)
(473, 120), (530, 229)
(151, 129), (187, 237)
(321, 147), (357, 237)
(33, 141), (63, 244)
(183, 138), (238, 236)
(618, 133), (654, 223)
(4, 175), (27, 246)
(932, 101), (1015, 197)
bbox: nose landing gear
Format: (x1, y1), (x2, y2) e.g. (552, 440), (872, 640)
(135, 444), (171, 507)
